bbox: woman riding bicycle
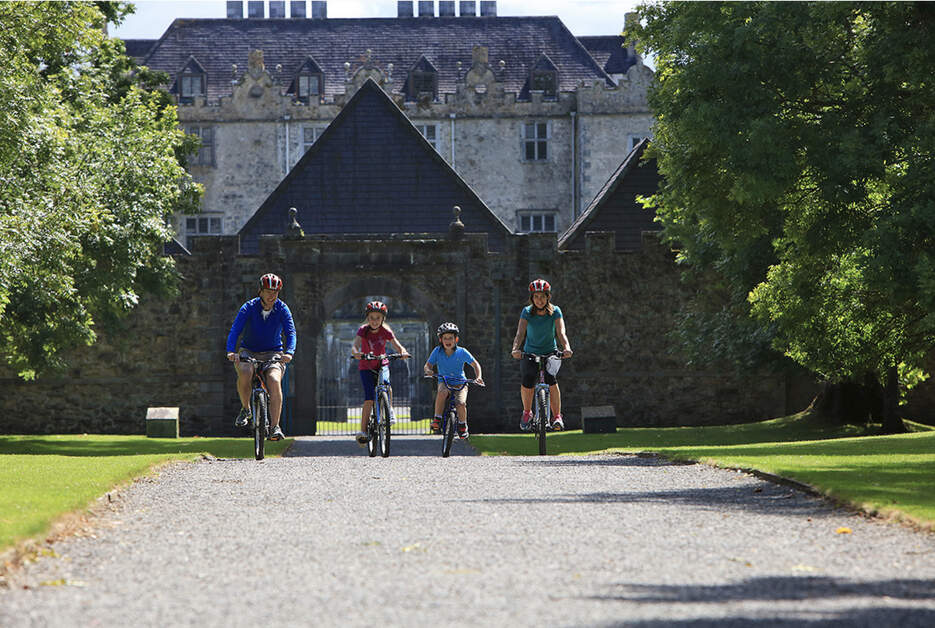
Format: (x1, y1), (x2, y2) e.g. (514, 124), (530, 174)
(510, 279), (573, 431)
(351, 301), (410, 444)
(226, 273), (296, 441)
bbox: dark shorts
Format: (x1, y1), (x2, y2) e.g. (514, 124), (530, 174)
(520, 355), (558, 388)
(360, 367), (391, 401)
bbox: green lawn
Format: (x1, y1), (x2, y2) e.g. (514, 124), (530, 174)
(0, 435), (292, 552)
(469, 413), (935, 529)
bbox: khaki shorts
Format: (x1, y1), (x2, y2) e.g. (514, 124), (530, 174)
(236, 350), (286, 375)
(438, 383), (468, 405)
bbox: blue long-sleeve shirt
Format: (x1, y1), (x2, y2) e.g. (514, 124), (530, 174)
(226, 298), (297, 354)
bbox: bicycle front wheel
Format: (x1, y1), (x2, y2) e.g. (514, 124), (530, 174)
(367, 411), (378, 457)
(442, 409), (456, 458)
(378, 391), (391, 458)
(252, 391), (267, 461)
(536, 387), (548, 456)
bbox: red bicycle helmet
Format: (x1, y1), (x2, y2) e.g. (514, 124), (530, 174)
(260, 273), (283, 291)
(528, 278), (551, 294)
(366, 301), (388, 315)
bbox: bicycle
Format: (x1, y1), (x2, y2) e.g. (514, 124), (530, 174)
(425, 374), (483, 457)
(354, 352), (405, 458)
(238, 354), (283, 461)
(522, 351), (564, 456)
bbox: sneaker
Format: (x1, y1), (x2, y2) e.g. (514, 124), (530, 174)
(268, 425), (285, 441)
(519, 410), (533, 432)
(430, 417), (442, 434)
(550, 414), (564, 431)
(457, 421), (469, 439)
(234, 407), (251, 428)
(355, 431), (370, 445)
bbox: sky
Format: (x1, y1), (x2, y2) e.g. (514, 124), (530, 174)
(110, 0), (643, 39)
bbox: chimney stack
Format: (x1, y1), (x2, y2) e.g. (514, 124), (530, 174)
(269, 1), (285, 18)
(439, 1), (455, 17)
(418, 1), (434, 17)
(311, 1), (326, 18)
(459, 1), (475, 16)
(290, 1), (306, 18)
(398, 1), (413, 17)
(247, 1), (263, 18)
(479, 1), (496, 17)
(227, 1), (243, 18)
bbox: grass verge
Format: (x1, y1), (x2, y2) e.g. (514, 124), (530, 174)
(469, 412), (935, 530)
(0, 435), (292, 554)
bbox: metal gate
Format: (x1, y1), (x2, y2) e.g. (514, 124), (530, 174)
(315, 300), (433, 436)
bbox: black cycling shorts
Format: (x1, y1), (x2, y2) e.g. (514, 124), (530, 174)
(520, 354), (557, 388)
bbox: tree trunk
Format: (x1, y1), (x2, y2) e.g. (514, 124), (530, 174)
(813, 374), (884, 425)
(882, 364), (907, 434)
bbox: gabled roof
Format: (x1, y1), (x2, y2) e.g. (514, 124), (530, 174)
(410, 54), (439, 74)
(577, 35), (637, 76)
(122, 39), (157, 63)
(142, 16), (613, 103)
(178, 55), (207, 74)
(531, 52), (558, 73)
(237, 79), (511, 254)
(558, 139), (661, 252)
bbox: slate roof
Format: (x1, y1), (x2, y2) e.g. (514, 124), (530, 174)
(122, 38), (157, 63)
(557, 139), (661, 252)
(577, 36), (636, 76)
(141, 16), (613, 103)
(237, 79), (511, 254)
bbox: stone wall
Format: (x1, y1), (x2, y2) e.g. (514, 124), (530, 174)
(0, 231), (795, 436)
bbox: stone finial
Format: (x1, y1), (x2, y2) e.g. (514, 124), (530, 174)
(472, 45), (489, 66)
(287, 207), (305, 239)
(448, 205), (465, 240)
(248, 49), (265, 78)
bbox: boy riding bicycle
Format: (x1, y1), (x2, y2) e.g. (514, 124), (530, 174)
(424, 322), (485, 439)
(226, 273), (296, 441)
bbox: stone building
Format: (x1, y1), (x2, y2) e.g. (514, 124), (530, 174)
(134, 0), (654, 249)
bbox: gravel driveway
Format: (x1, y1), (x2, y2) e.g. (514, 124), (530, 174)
(2, 435), (934, 627)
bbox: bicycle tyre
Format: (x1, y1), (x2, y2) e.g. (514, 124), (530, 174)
(378, 391), (391, 458)
(536, 387), (548, 456)
(442, 409), (456, 458)
(367, 410), (378, 457)
(252, 391), (267, 461)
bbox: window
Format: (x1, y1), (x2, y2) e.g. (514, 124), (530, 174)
(416, 124), (437, 150)
(184, 213), (222, 248)
(523, 121), (549, 161)
(303, 126), (325, 153)
(296, 73), (322, 103)
(185, 125), (215, 167)
(179, 72), (205, 104)
(519, 212), (557, 233)
(410, 71), (437, 101)
(531, 70), (557, 97)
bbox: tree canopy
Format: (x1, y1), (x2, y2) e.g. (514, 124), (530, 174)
(0, 1), (200, 379)
(634, 2), (935, 398)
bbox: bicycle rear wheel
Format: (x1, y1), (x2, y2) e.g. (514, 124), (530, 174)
(367, 411), (378, 457)
(442, 409), (456, 457)
(536, 387), (548, 456)
(252, 391), (267, 461)
(378, 391), (391, 458)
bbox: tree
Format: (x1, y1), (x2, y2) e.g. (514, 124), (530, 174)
(633, 2), (935, 431)
(0, 2), (201, 379)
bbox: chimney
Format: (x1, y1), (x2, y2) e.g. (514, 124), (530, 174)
(269, 1), (285, 18)
(247, 1), (263, 18)
(290, 1), (306, 18)
(397, 1), (413, 17)
(479, 1), (496, 17)
(438, 1), (455, 17)
(311, 1), (327, 18)
(459, 1), (475, 16)
(226, 1), (243, 18)
(418, 1), (434, 17)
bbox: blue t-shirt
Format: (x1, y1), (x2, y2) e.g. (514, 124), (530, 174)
(521, 305), (563, 354)
(427, 346), (476, 379)
(226, 298), (297, 354)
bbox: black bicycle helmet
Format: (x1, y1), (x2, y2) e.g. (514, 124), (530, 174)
(437, 322), (460, 337)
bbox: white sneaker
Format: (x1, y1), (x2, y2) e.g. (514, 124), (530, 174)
(355, 431), (369, 445)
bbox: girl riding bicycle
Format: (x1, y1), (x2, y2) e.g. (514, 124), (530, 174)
(423, 322), (484, 439)
(510, 279), (573, 431)
(351, 301), (410, 444)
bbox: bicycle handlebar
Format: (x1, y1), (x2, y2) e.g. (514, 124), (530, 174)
(423, 374), (485, 388)
(238, 354), (283, 365)
(521, 351), (566, 360)
(351, 353), (408, 361)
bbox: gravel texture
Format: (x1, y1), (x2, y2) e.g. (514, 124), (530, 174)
(2, 435), (935, 627)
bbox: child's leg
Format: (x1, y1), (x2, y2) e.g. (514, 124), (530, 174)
(456, 402), (467, 423)
(520, 386), (534, 412)
(549, 383), (561, 417)
(434, 387), (450, 416)
(360, 400), (374, 433)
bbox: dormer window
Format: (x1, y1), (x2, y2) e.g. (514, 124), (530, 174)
(530, 53), (559, 99)
(291, 56), (324, 104)
(177, 56), (207, 105)
(408, 56), (438, 102)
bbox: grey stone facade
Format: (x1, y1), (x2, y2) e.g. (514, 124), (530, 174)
(0, 232), (794, 436)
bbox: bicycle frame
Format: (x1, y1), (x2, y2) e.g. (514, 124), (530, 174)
(523, 351), (562, 455)
(356, 353), (402, 458)
(427, 374), (479, 458)
(239, 354), (282, 460)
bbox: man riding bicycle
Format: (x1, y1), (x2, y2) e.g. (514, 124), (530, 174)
(226, 273), (296, 441)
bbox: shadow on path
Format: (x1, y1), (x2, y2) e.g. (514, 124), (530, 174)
(285, 435), (479, 457)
